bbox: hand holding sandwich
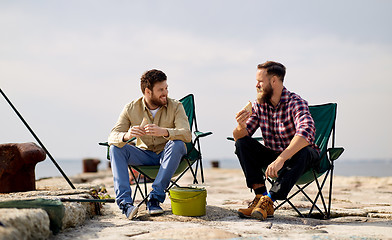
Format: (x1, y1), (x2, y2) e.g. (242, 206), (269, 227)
(233, 101), (252, 140)
(145, 124), (169, 137)
(123, 117), (169, 141)
(123, 118), (147, 141)
(236, 101), (252, 128)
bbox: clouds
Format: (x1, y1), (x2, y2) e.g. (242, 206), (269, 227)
(1, 1), (391, 161)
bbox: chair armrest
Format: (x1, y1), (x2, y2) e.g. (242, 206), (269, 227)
(183, 131), (212, 161)
(98, 142), (110, 160)
(99, 137), (136, 147)
(126, 137), (136, 143)
(194, 131), (212, 138)
(226, 136), (264, 142)
(328, 147), (344, 161)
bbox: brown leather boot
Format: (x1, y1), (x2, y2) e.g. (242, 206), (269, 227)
(237, 194), (263, 218)
(251, 195), (274, 220)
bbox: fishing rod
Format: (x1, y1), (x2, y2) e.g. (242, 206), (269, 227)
(0, 88), (75, 189)
(60, 198), (115, 203)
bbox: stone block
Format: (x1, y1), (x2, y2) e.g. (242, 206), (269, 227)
(0, 198), (65, 234)
(0, 208), (51, 240)
(0, 142), (46, 193)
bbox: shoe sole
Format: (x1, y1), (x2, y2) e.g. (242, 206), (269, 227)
(128, 206), (139, 220)
(251, 209), (267, 220)
(238, 212), (273, 219)
(237, 211), (251, 218)
(149, 209), (164, 215)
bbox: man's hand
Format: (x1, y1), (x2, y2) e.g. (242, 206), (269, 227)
(145, 124), (169, 137)
(233, 109), (250, 140)
(235, 109), (250, 129)
(265, 157), (285, 179)
(265, 135), (310, 178)
(123, 125), (146, 141)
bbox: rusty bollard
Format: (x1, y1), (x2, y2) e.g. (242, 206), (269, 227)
(0, 142), (46, 193)
(83, 158), (101, 173)
(211, 160), (220, 168)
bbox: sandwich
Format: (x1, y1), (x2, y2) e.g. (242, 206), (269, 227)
(243, 101), (252, 113)
(140, 117), (148, 128)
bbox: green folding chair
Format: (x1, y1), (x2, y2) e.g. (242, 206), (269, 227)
(100, 94), (212, 203)
(228, 103), (344, 219)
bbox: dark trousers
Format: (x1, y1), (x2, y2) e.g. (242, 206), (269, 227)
(235, 136), (320, 200)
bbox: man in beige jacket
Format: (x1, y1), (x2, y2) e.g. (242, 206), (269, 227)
(108, 69), (191, 219)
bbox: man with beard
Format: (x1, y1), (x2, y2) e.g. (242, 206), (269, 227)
(233, 61), (320, 220)
(108, 69), (191, 219)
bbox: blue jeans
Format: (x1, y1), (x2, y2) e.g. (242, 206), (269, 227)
(109, 140), (186, 208)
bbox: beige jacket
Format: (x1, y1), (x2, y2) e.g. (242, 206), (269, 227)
(108, 96), (192, 154)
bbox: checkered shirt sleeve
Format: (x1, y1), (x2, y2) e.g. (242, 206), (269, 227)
(290, 97), (316, 145)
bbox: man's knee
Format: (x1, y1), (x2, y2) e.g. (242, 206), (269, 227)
(292, 146), (317, 165)
(109, 144), (118, 155)
(109, 145), (127, 161)
(294, 147), (308, 161)
(235, 136), (250, 148)
(235, 136), (257, 154)
(166, 140), (186, 155)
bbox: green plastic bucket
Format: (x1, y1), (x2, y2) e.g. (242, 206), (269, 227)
(169, 187), (207, 216)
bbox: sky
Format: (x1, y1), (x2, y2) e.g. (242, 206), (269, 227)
(1, 1), (392, 167)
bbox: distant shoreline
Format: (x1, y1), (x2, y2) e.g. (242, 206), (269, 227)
(35, 158), (392, 180)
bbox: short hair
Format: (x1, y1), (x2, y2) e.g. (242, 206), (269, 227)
(257, 61), (286, 82)
(140, 69), (167, 94)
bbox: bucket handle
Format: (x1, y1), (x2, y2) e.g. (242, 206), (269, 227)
(169, 192), (205, 203)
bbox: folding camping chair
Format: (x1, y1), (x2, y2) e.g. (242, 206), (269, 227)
(228, 103), (344, 219)
(100, 94), (212, 204)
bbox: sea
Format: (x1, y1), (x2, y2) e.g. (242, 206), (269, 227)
(35, 158), (392, 180)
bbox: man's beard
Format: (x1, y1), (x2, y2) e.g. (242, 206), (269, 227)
(257, 82), (273, 104)
(151, 92), (167, 107)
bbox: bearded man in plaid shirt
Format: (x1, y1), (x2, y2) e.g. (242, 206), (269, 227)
(233, 61), (320, 220)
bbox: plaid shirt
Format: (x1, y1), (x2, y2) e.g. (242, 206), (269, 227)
(246, 87), (319, 153)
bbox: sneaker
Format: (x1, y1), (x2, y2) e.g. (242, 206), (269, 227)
(122, 203), (138, 219)
(237, 194), (263, 218)
(251, 195), (274, 220)
(147, 198), (164, 215)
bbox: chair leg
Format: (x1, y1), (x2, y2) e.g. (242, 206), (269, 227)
(136, 193), (150, 208)
(129, 167), (146, 203)
(307, 170), (329, 218)
(286, 198), (305, 218)
(194, 160), (199, 183)
(274, 188), (305, 218)
(186, 159), (199, 184)
(167, 159), (198, 190)
(133, 174), (142, 201)
(195, 139), (205, 183)
(184, 158), (199, 184)
(272, 175), (328, 218)
(128, 166), (158, 208)
(269, 178), (310, 218)
(327, 163), (335, 218)
(166, 178), (181, 190)
(274, 181), (312, 210)
(128, 156), (204, 206)
(199, 157), (205, 183)
(144, 175), (148, 199)
(297, 184), (325, 217)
